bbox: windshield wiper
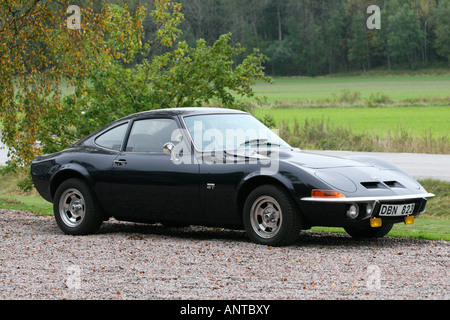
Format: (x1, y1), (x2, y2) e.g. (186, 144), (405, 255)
(239, 139), (282, 148)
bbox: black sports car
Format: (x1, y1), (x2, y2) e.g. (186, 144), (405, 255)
(31, 108), (434, 246)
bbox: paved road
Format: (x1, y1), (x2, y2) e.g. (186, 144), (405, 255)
(0, 143), (448, 181)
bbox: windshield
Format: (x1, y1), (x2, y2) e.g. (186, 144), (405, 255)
(183, 113), (291, 152)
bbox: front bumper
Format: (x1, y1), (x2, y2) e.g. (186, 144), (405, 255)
(299, 193), (435, 228)
(301, 193), (435, 203)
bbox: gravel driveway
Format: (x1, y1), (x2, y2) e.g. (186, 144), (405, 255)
(0, 209), (448, 300)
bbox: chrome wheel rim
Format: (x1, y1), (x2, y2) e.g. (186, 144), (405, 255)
(59, 188), (85, 228)
(250, 196), (282, 239)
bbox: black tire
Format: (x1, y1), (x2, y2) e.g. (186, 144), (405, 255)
(243, 185), (303, 247)
(344, 223), (393, 239)
(53, 178), (103, 235)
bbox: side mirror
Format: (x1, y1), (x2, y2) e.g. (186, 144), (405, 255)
(163, 142), (178, 161)
(163, 142), (174, 155)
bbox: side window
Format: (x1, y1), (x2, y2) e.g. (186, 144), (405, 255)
(95, 123), (128, 151)
(126, 118), (179, 153)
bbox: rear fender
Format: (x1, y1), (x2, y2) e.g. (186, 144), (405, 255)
(50, 163), (94, 200)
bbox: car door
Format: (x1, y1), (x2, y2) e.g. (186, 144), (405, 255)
(197, 152), (250, 227)
(90, 121), (130, 215)
(108, 117), (202, 223)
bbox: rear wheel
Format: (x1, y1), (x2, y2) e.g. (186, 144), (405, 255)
(53, 178), (103, 235)
(243, 185), (302, 247)
(344, 223), (393, 239)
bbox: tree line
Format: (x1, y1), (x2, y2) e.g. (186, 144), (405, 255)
(98, 0), (448, 76)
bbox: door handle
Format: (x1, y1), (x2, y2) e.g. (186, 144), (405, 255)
(114, 159), (128, 165)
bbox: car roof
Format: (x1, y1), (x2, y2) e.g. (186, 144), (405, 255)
(74, 108), (249, 147)
(122, 107), (248, 120)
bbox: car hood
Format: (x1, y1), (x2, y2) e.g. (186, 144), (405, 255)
(279, 150), (369, 169)
(227, 148), (368, 169)
(282, 149), (422, 193)
(228, 148), (422, 194)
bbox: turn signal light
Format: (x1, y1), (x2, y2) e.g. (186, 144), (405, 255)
(370, 218), (382, 228)
(311, 190), (345, 198)
(404, 216), (415, 225)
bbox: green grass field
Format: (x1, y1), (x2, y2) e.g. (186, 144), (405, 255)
(250, 74), (450, 138)
(251, 74), (450, 104)
(248, 73), (449, 153)
(253, 105), (450, 139)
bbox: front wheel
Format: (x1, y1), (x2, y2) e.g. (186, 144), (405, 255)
(243, 185), (303, 247)
(53, 178), (103, 235)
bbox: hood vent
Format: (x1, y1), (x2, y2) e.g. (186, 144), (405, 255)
(361, 181), (405, 190)
(384, 181), (405, 188)
(361, 181), (385, 189)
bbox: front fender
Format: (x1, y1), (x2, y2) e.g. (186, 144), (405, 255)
(235, 160), (330, 215)
(235, 171), (298, 216)
(238, 170), (297, 195)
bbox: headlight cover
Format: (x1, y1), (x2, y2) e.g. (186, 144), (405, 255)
(314, 170), (357, 193)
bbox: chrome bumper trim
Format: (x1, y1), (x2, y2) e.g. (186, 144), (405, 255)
(301, 193), (435, 203)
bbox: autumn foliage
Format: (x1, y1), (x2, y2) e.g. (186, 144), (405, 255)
(0, 0), (270, 190)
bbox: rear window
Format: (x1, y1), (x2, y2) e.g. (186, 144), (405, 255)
(95, 123), (128, 151)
